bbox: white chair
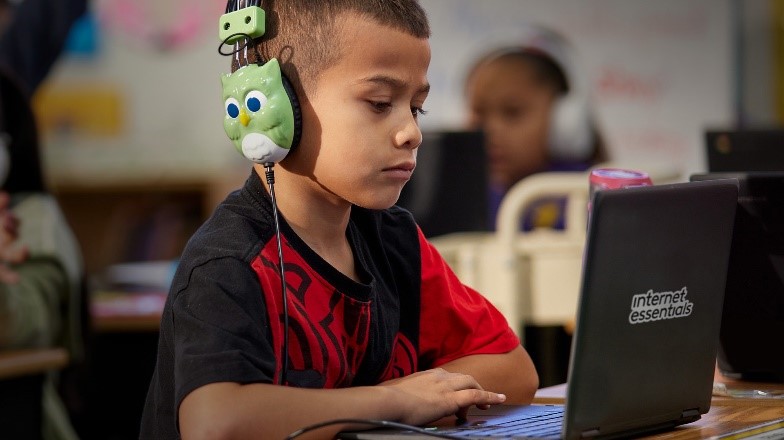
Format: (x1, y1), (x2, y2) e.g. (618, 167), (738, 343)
(431, 171), (589, 337)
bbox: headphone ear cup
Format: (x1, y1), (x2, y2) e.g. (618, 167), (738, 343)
(280, 74), (303, 153)
(549, 93), (594, 162)
(221, 60), (302, 164)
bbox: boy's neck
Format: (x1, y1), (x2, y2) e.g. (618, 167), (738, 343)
(256, 164), (359, 281)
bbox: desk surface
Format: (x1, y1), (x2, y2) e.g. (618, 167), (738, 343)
(0, 348), (69, 380)
(91, 290), (166, 333)
(533, 375), (784, 439)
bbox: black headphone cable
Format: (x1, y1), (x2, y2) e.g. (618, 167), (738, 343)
(264, 162), (289, 386)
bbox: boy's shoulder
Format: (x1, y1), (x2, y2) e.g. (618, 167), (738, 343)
(179, 175), (276, 271)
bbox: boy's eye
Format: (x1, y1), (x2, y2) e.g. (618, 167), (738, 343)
(411, 106), (428, 119)
(245, 90), (268, 113)
(225, 98), (241, 118)
(369, 101), (392, 112)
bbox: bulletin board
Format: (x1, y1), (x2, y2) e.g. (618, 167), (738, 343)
(419, 0), (734, 178)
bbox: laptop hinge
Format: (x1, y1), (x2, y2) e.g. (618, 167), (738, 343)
(580, 428), (601, 438)
(681, 408), (701, 420)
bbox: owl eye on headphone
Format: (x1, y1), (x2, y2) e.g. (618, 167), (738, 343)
(225, 97), (241, 118)
(245, 90), (268, 113)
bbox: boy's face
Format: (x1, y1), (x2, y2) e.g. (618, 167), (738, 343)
(465, 57), (559, 190)
(291, 13), (431, 210)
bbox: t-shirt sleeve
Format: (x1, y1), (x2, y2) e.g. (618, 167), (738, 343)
(171, 256), (276, 408)
(416, 229), (520, 368)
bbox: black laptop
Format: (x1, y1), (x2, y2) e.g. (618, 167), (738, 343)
(691, 172), (784, 382)
(339, 179), (739, 439)
(396, 130), (489, 237)
(705, 128), (784, 172)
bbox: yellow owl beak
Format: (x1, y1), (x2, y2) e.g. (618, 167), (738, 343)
(239, 109), (250, 126)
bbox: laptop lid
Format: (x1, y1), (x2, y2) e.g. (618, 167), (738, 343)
(338, 179), (738, 439)
(690, 172), (784, 382)
(563, 179), (738, 438)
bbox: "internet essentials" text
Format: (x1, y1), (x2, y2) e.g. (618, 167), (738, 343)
(628, 286), (693, 324)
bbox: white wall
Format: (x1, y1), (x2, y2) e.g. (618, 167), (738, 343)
(41, 0), (242, 186)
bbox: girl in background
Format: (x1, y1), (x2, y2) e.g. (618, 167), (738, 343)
(464, 24), (608, 231)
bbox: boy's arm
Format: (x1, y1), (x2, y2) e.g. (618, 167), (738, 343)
(416, 232), (538, 405)
(179, 368), (507, 440)
(438, 345), (539, 405)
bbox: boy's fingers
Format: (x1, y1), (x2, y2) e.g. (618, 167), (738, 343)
(453, 389), (507, 409)
(450, 389), (506, 421)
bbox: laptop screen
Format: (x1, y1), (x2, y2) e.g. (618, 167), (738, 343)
(691, 172), (784, 382)
(705, 129), (784, 173)
(396, 130), (489, 237)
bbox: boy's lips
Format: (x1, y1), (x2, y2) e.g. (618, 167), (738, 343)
(383, 161), (416, 180)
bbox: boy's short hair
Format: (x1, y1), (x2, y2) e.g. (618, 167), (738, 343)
(231, 0), (430, 96)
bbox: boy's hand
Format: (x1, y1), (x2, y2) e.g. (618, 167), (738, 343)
(0, 192), (28, 284)
(379, 368), (507, 425)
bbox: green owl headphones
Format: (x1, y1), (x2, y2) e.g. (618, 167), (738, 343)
(218, 0), (302, 164)
(219, 1), (296, 387)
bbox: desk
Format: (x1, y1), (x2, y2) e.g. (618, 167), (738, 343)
(0, 348), (69, 440)
(0, 348), (68, 380)
(90, 290), (166, 333)
(85, 291), (163, 439)
(533, 378), (784, 439)
(711, 374), (784, 408)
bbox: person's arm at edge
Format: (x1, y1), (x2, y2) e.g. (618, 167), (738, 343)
(179, 368), (507, 440)
(0, 258), (64, 348)
(438, 345), (539, 405)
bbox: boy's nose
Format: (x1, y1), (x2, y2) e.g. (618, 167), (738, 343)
(395, 117), (423, 150)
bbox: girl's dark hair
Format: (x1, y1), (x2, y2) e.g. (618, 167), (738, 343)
(465, 48), (569, 98)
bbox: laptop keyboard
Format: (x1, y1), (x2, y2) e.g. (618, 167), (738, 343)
(436, 405), (564, 439)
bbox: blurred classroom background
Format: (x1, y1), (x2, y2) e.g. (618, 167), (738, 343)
(9, 0), (784, 439)
(38, 0), (776, 274)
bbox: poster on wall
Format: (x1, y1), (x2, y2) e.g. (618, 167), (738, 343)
(419, 0), (733, 178)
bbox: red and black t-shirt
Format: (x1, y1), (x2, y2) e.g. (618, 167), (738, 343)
(141, 171), (519, 438)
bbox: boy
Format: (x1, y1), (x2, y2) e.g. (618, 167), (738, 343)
(141, 1), (538, 438)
